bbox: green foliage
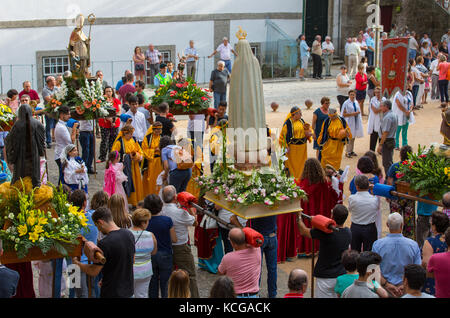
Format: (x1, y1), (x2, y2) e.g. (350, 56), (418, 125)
(396, 145), (450, 199)
(150, 78), (212, 113)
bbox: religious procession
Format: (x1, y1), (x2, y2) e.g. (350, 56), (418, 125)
(0, 0), (449, 304)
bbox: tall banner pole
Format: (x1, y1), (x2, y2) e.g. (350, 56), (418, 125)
(375, 0), (381, 69)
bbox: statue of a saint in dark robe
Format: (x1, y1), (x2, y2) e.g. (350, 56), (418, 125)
(5, 104), (46, 188)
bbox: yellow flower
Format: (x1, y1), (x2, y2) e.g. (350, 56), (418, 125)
(29, 231), (39, 243)
(33, 224), (44, 234)
(27, 216), (36, 226)
(68, 205), (79, 215)
(18, 224), (28, 236)
(38, 217), (48, 225)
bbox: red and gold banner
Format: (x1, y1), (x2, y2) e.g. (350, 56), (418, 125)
(381, 37), (409, 98)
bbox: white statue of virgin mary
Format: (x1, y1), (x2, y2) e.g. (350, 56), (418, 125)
(228, 29), (268, 169)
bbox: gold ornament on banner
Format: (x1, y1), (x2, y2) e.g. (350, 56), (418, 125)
(236, 26), (247, 40)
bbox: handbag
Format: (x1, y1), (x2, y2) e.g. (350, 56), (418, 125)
(200, 214), (217, 230)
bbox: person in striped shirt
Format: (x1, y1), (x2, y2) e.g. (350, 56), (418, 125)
(130, 208), (158, 298)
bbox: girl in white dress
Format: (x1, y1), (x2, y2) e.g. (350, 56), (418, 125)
(62, 144), (89, 193)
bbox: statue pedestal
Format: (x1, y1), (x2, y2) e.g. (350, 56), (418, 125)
(204, 191), (302, 220)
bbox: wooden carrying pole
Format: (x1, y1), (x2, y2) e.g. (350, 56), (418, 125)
(392, 191), (444, 207)
(191, 202), (234, 229)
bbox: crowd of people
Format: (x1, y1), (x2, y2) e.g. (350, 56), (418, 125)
(0, 31), (450, 300)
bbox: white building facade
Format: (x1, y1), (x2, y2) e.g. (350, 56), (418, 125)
(0, 0), (304, 93)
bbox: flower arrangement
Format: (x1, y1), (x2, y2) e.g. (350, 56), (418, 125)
(150, 78), (212, 113)
(74, 78), (113, 118)
(45, 77), (115, 120)
(0, 182), (87, 259)
(196, 165), (306, 207)
(396, 145), (450, 199)
(0, 103), (16, 131)
(195, 129), (306, 207)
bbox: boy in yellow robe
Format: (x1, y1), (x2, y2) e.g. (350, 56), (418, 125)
(111, 124), (144, 206)
(317, 107), (352, 171)
(279, 107), (313, 179)
(141, 122), (163, 196)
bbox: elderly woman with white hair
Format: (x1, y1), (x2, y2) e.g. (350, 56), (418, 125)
(372, 212), (422, 297)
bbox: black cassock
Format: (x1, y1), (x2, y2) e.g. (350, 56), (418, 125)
(5, 104), (46, 188)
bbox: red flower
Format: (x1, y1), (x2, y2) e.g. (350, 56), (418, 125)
(201, 97), (208, 101)
(411, 161), (416, 165)
(174, 100), (181, 104)
(401, 160), (408, 165)
(181, 101), (188, 106)
(396, 173), (404, 179)
(75, 106), (85, 115)
(193, 84), (197, 87)
(160, 85), (164, 87)
(176, 83), (183, 88)
(183, 82), (189, 87)
(419, 154), (427, 158)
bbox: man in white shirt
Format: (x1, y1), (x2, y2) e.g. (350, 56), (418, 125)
(344, 37), (352, 69)
(349, 175), (380, 252)
(54, 105), (78, 184)
(119, 95), (147, 143)
(430, 53), (442, 100)
(356, 35), (367, 64)
(161, 185), (199, 298)
(347, 38), (361, 79)
(208, 37), (237, 73)
(322, 36), (335, 77)
(409, 32), (419, 60)
(185, 40), (199, 79)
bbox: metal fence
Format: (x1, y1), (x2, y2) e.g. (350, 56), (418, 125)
(0, 64), (36, 96)
(0, 57), (217, 95)
(0, 55), (302, 96)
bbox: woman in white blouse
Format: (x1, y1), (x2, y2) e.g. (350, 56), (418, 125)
(342, 90), (364, 158)
(336, 65), (353, 111)
(393, 90), (415, 150)
(367, 87), (385, 152)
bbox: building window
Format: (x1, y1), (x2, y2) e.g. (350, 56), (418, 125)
(160, 50), (172, 63)
(250, 45), (259, 57)
(42, 56), (69, 85)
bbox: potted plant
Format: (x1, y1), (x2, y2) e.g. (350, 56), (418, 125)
(150, 78), (212, 115)
(0, 179), (85, 263)
(395, 145), (450, 200)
